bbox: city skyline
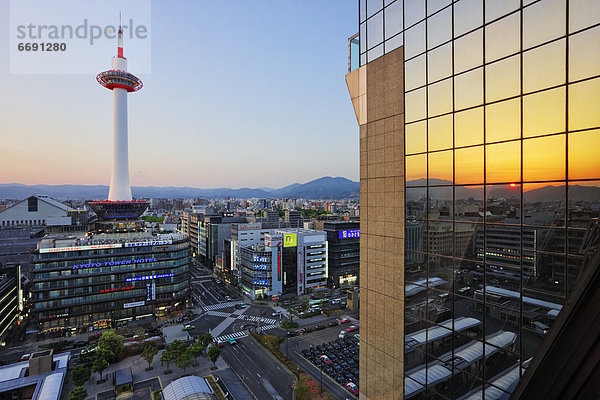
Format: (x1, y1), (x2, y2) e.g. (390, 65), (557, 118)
(0, 1), (358, 189)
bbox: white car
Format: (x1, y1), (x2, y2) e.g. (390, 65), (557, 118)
(272, 311), (282, 316)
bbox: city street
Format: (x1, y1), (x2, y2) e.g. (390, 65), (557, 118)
(221, 336), (295, 400)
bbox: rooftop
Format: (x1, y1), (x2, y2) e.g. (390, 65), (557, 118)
(0, 352), (69, 400)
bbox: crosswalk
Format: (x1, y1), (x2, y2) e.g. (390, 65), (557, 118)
(237, 315), (277, 325)
(214, 324), (278, 342)
(202, 301), (244, 311)
(206, 311), (232, 318)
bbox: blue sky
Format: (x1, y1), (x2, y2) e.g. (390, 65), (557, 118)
(0, 0), (358, 189)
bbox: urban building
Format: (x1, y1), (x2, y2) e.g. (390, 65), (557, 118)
(28, 23), (191, 336)
(323, 221), (360, 288)
(285, 209), (303, 228)
(238, 228), (327, 300)
(0, 195), (84, 230)
(197, 215), (247, 268)
(0, 351), (70, 400)
(0, 266), (21, 343)
(346, 0), (600, 398)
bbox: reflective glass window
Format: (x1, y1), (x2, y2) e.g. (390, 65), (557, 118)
(428, 0), (451, 16)
(367, 10), (384, 50)
(385, 33), (404, 53)
(485, 13), (521, 63)
(406, 154), (428, 184)
(428, 188), (453, 220)
(485, 98), (521, 143)
(429, 150), (454, 184)
(406, 87), (427, 123)
(485, 0), (519, 23)
(569, 129), (600, 180)
(455, 146), (484, 185)
(523, 0), (566, 49)
(428, 114), (454, 151)
(570, 0), (600, 33)
(486, 55), (521, 102)
(428, 7), (452, 49)
(406, 121), (428, 155)
(428, 78), (453, 117)
(569, 26), (600, 82)
(455, 106), (484, 147)
(367, 44), (384, 62)
(455, 186), (484, 220)
(367, 0), (383, 18)
(360, 22), (367, 54)
(486, 140), (521, 183)
(523, 134), (566, 182)
(385, 0), (403, 39)
(360, 0), (367, 22)
(568, 77), (600, 131)
(405, 21), (426, 59)
(406, 54), (427, 91)
(454, 0), (483, 37)
(523, 183), (566, 227)
(454, 28), (483, 74)
(523, 39), (566, 94)
(405, 0), (426, 27)
(454, 68), (483, 110)
(428, 42), (453, 83)
(523, 87), (566, 138)
(486, 184), (521, 223)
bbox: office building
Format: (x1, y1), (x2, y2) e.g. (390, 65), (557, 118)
(0, 266), (21, 343)
(323, 221), (360, 288)
(346, 0), (600, 398)
(285, 209), (303, 228)
(238, 228), (327, 300)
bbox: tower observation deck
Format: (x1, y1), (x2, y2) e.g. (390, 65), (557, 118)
(90, 18), (148, 221)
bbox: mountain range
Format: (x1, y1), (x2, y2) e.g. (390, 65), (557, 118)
(0, 176), (360, 200)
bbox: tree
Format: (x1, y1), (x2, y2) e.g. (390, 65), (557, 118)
(207, 345), (221, 368)
(134, 327), (146, 343)
(141, 342), (158, 370)
(301, 297), (310, 311)
(161, 349), (174, 371)
(71, 365), (91, 386)
(198, 334), (213, 354)
(167, 339), (187, 358)
(68, 386), (87, 400)
(175, 349), (194, 373)
(286, 307), (295, 322)
(92, 357), (108, 381)
(188, 340), (204, 364)
(97, 329), (124, 362)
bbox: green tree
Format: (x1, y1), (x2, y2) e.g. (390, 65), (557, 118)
(175, 349), (194, 373)
(68, 386), (87, 400)
(286, 307), (295, 322)
(207, 345), (221, 368)
(188, 340), (204, 363)
(301, 297), (310, 311)
(97, 329), (124, 362)
(141, 341), (158, 370)
(134, 327), (146, 343)
(92, 357), (108, 381)
(161, 349), (174, 371)
(71, 365), (91, 386)
(198, 334), (213, 354)
(167, 339), (187, 358)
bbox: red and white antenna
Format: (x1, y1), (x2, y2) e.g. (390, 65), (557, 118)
(117, 12), (124, 58)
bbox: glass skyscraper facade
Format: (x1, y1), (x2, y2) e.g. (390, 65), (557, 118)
(351, 0), (600, 398)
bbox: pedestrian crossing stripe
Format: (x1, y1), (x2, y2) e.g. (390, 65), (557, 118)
(206, 311), (231, 318)
(236, 315), (276, 325)
(214, 325), (278, 342)
(202, 301), (244, 311)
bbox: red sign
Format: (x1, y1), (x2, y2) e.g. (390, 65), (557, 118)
(100, 286), (134, 293)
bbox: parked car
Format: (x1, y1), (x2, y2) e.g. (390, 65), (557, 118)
(286, 330), (299, 337)
(338, 317), (351, 324)
(18, 354), (30, 362)
(319, 355), (332, 365)
(346, 382), (359, 395)
(345, 325), (359, 332)
(74, 340), (88, 348)
(339, 330), (347, 339)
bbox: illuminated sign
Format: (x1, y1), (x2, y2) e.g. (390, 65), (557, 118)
(100, 286), (134, 293)
(339, 229), (360, 239)
(254, 264), (269, 270)
(72, 257), (157, 270)
(126, 273), (174, 282)
(123, 301), (145, 309)
(253, 256), (269, 262)
(124, 239), (172, 247)
(253, 279), (269, 286)
(283, 233), (297, 247)
(239, 224), (261, 230)
(265, 234), (282, 248)
(40, 243), (121, 253)
(277, 248), (281, 281)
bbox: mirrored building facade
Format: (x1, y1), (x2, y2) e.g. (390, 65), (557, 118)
(347, 0), (600, 398)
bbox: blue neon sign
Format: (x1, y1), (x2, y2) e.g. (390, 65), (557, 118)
(126, 273), (174, 282)
(339, 229), (360, 239)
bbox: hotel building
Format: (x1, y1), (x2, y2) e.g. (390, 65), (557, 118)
(346, 0), (600, 398)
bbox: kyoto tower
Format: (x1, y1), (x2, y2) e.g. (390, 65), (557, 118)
(89, 17), (148, 221)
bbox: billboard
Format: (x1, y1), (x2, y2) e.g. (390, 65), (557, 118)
(283, 233), (297, 247)
(339, 229), (360, 239)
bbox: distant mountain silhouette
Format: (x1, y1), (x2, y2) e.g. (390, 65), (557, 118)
(0, 177), (359, 200)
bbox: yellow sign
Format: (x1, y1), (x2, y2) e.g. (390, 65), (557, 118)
(283, 233), (297, 247)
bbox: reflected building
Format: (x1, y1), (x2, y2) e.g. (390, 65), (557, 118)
(346, 0), (600, 398)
